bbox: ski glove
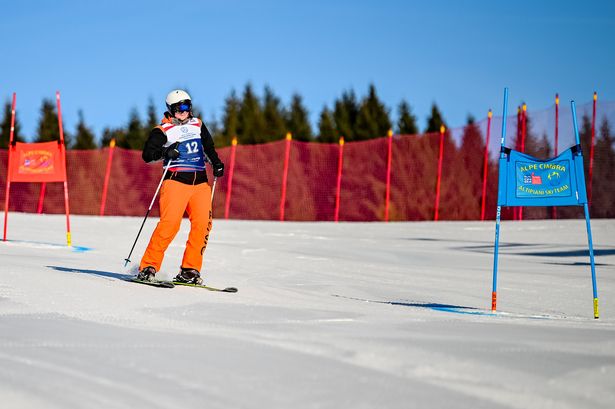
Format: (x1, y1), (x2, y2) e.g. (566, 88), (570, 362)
(163, 142), (180, 160)
(213, 162), (224, 177)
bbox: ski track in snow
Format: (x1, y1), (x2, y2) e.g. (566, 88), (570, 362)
(0, 213), (614, 409)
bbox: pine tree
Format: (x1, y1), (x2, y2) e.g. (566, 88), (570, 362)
(206, 114), (221, 144)
(523, 115), (543, 157)
(535, 133), (552, 160)
(578, 114), (593, 179)
(286, 93), (312, 141)
(123, 108), (146, 150)
(101, 127), (125, 148)
(262, 86), (287, 141)
(219, 90), (241, 146)
(317, 106), (337, 143)
(591, 118), (615, 217)
(456, 116), (486, 219)
(145, 97), (159, 130)
(396, 100), (418, 135)
(72, 110), (97, 149)
(36, 98), (71, 145)
(0, 100), (24, 147)
(237, 84), (266, 144)
(425, 103), (446, 133)
(333, 90), (359, 140)
(355, 84), (391, 140)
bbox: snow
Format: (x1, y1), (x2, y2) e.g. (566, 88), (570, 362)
(0, 212), (614, 409)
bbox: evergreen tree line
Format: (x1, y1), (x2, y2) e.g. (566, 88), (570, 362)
(2, 90), (614, 219)
(0, 83), (445, 149)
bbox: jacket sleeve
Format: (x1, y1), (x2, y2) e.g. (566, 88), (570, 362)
(142, 127), (167, 163)
(201, 123), (222, 166)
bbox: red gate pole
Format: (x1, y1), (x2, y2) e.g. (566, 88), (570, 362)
(521, 103), (527, 152)
(434, 125), (445, 221)
(519, 103), (527, 220)
(279, 132), (292, 221)
(56, 91), (71, 246)
(481, 109), (492, 221)
(554, 94), (559, 156)
(3, 93), (16, 241)
(334, 136), (345, 222)
(37, 184), (46, 213)
(553, 94), (559, 219)
(224, 136), (237, 219)
(589, 91), (597, 205)
(99, 138), (116, 216)
(513, 107), (521, 221)
(384, 129), (393, 222)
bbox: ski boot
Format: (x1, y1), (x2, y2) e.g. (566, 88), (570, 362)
(174, 267), (203, 285)
(137, 266), (157, 282)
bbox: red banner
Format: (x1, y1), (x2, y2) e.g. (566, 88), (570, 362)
(8, 141), (67, 183)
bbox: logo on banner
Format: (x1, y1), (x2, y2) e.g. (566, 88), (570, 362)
(547, 171), (562, 186)
(18, 150), (55, 174)
(516, 160), (571, 198)
(523, 173), (542, 185)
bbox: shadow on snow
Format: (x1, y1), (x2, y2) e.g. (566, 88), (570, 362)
(46, 265), (131, 280)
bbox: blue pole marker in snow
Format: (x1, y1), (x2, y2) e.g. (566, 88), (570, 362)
(571, 101), (599, 318)
(491, 92), (600, 318)
(491, 87), (508, 312)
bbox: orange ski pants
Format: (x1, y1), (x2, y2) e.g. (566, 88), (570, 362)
(140, 179), (212, 273)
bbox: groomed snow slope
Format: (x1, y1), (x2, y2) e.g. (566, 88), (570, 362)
(0, 213), (614, 409)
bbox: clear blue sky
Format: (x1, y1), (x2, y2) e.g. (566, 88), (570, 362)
(2, 0), (614, 141)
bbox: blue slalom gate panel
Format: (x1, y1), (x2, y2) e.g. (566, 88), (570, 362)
(497, 146), (588, 207)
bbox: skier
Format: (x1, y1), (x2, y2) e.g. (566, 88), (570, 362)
(137, 90), (224, 285)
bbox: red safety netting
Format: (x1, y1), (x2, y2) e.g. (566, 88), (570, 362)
(2, 98), (614, 221)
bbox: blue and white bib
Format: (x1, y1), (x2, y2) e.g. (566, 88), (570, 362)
(160, 118), (206, 171)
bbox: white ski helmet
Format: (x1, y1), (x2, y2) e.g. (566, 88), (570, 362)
(165, 89), (192, 113)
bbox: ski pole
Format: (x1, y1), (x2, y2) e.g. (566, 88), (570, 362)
(124, 161), (173, 266)
(211, 176), (217, 202)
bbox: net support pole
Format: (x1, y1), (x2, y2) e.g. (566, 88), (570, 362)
(334, 137), (344, 222)
(589, 91), (597, 204)
(279, 132), (292, 221)
(3, 92), (16, 241)
(492, 87), (509, 312)
(480, 109), (492, 221)
(571, 100), (599, 319)
(224, 137), (237, 219)
(37, 183), (46, 213)
(519, 104), (527, 220)
(384, 129), (393, 222)
(56, 91), (71, 246)
(434, 125), (445, 221)
(100, 138), (116, 216)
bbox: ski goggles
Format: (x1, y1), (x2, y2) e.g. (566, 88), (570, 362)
(171, 100), (192, 113)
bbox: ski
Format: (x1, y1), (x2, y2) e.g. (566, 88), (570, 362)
(126, 277), (175, 288)
(125, 277), (236, 292)
(172, 281), (238, 293)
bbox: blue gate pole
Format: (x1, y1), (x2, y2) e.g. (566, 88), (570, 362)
(492, 87), (509, 312)
(571, 101), (599, 319)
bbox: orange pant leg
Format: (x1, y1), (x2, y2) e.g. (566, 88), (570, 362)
(181, 182), (213, 271)
(139, 180), (191, 271)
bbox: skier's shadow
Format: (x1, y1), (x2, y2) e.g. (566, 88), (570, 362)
(47, 265), (132, 280)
